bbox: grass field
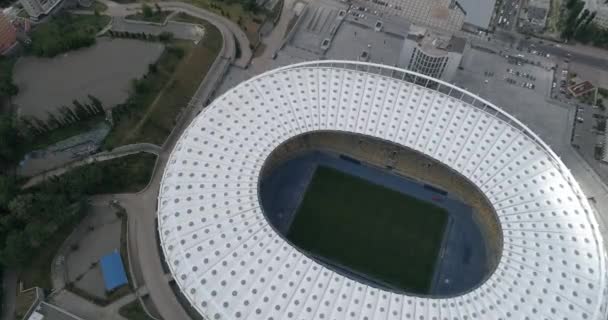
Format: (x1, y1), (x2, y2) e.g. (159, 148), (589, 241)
(287, 166), (447, 293)
(103, 17), (222, 148)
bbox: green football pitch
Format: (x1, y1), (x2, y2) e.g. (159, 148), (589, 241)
(287, 166), (448, 293)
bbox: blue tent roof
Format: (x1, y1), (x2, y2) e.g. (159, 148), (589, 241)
(99, 251), (128, 291)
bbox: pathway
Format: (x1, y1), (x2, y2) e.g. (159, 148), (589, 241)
(100, 0), (250, 67)
(22, 143), (161, 189)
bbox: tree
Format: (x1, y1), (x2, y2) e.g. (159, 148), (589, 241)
(8, 194), (35, 222)
(142, 3), (154, 18)
(0, 58), (18, 99)
(244, 0), (258, 12)
(576, 9), (590, 26)
(0, 231), (32, 267)
(46, 111), (63, 129)
(158, 31), (174, 42)
(0, 175), (17, 210)
(148, 63), (158, 73)
(0, 115), (23, 166)
(561, 0), (585, 39)
(88, 94), (104, 114)
(72, 99), (89, 119)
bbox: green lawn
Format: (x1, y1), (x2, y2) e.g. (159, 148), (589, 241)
(103, 17), (222, 148)
(287, 166), (448, 294)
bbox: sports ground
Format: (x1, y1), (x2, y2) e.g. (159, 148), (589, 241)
(260, 151), (489, 296)
(287, 166), (448, 293)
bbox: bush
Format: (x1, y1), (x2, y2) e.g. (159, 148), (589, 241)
(158, 31), (174, 43)
(29, 13), (109, 57)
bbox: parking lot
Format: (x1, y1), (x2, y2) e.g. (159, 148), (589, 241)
(454, 48), (569, 146)
(495, 0), (521, 30)
(458, 48), (552, 98)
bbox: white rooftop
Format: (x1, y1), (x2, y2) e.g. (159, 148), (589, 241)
(158, 61), (608, 320)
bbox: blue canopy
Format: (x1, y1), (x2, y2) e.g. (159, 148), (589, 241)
(99, 251), (128, 291)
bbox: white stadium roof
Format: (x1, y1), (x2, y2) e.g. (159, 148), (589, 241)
(158, 61), (608, 320)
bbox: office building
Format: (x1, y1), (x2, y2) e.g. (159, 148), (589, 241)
(398, 26), (467, 81)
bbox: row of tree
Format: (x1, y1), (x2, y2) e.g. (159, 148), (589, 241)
(20, 95), (105, 138)
(0, 58), (18, 103)
(560, 0), (608, 47)
(0, 175), (90, 266)
(110, 45), (183, 124)
(0, 154), (153, 267)
(107, 30), (175, 43)
(561, 0), (591, 40)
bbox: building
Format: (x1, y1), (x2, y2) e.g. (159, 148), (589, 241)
(593, 6), (608, 29)
(398, 26), (467, 81)
(19, 0), (63, 20)
(158, 61), (608, 320)
(0, 12), (16, 54)
(580, 0), (608, 29)
(454, 0), (496, 30)
(360, 0), (466, 33)
(568, 80), (596, 97)
(520, 0), (550, 33)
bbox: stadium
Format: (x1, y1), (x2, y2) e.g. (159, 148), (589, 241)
(158, 61), (608, 319)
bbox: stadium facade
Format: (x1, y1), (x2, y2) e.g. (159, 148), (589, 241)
(158, 61), (608, 320)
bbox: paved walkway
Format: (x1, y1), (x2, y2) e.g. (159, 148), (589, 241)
(22, 143), (161, 189)
(50, 288), (138, 320)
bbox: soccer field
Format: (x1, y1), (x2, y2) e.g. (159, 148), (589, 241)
(287, 166), (448, 293)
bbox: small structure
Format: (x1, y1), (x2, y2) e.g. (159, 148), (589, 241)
(568, 81), (595, 97)
(398, 25), (468, 81)
(99, 251), (128, 291)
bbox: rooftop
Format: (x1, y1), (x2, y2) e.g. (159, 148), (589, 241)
(99, 251), (128, 291)
(158, 61), (608, 320)
(456, 0), (496, 29)
(407, 26), (467, 55)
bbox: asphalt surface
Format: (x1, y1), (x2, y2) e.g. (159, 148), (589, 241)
(518, 38), (608, 72)
(102, 0), (250, 67)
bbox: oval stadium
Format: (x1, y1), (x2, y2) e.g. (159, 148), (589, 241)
(157, 61), (608, 320)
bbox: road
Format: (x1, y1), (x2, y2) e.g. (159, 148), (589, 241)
(518, 38), (608, 72)
(101, 0), (251, 67)
(6, 1), (240, 319)
(115, 4), (238, 318)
